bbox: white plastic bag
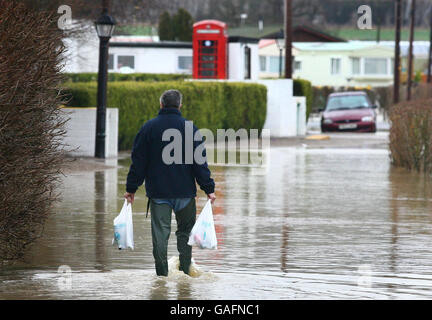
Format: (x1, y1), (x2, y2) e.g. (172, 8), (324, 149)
(188, 200), (217, 249)
(112, 199), (134, 250)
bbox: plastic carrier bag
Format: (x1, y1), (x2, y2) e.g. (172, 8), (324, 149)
(188, 200), (217, 249)
(112, 199), (134, 250)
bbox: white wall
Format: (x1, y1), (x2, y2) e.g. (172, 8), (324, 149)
(256, 79), (299, 137)
(195, 79), (304, 137)
(62, 35), (193, 74)
(294, 96), (307, 136)
(228, 42), (259, 80)
(62, 108), (118, 158)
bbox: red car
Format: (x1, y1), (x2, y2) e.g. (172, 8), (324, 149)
(320, 92), (377, 133)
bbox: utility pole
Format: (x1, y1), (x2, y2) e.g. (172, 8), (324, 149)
(407, 0), (416, 101)
(428, 8), (432, 83)
(376, 19), (381, 43)
(284, 0), (292, 79)
(103, 0), (110, 12)
(394, 0), (402, 104)
(95, 0), (115, 158)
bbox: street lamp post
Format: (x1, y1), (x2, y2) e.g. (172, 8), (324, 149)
(427, 8), (432, 83)
(275, 29), (285, 78)
(94, 11), (115, 158)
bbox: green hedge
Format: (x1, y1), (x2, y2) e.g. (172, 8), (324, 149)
(293, 79), (313, 120)
(63, 72), (191, 83)
(63, 81), (267, 150)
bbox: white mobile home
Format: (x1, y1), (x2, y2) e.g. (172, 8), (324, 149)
(63, 35), (191, 74)
(108, 40), (193, 74)
(259, 41), (395, 87)
(63, 35), (260, 80)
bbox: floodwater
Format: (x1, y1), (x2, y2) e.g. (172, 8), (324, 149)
(1, 144), (432, 299)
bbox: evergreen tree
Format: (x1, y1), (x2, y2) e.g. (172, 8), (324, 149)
(172, 8), (193, 41)
(158, 11), (174, 40)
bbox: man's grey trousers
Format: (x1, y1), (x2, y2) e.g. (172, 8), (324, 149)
(150, 198), (196, 276)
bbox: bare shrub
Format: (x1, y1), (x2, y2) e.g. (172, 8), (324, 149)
(389, 99), (432, 174)
(0, 1), (68, 261)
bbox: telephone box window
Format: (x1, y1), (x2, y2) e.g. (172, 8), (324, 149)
(197, 40), (218, 78)
(202, 55), (216, 61)
(200, 70), (216, 76)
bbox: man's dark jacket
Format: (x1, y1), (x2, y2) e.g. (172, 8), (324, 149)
(126, 107), (215, 198)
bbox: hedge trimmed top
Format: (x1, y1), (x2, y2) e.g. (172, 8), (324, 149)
(63, 72), (191, 83)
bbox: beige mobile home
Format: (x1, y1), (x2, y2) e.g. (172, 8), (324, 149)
(259, 41), (394, 87)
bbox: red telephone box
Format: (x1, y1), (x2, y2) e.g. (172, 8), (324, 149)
(192, 20), (228, 79)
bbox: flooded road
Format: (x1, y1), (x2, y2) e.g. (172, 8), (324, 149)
(1, 142), (432, 299)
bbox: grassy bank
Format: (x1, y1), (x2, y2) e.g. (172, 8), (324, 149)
(327, 27), (430, 41)
(113, 23), (430, 41)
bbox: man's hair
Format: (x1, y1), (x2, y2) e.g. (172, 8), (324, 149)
(160, 89), (182, 108)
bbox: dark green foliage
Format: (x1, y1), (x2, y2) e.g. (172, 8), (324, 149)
(172, 8), (193, 41)
(64, 82), (97, 107)
(293, 79), (313, 121)
(222, 82), (267, 131)
(63, 81), (267, 150)
(63, 72), (191, 83)
(158, 11), (173, 41)
(157, 8), (193, 41)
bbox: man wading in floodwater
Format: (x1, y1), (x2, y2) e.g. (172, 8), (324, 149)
(124, 89), (216, 276)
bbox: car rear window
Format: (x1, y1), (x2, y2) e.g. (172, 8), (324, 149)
(326, 95), (370, 111)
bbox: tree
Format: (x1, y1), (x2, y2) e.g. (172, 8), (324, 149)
(158, 8), (193, 41)
(158, 11), (174, 40)
(172, 8), (193, 41)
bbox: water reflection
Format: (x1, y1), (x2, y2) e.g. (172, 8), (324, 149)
(95, 171), (107, 272)
(1, 148), (432, 299)
(387, 167), (432, 295)
(176, 279), (192, 300)
(149, 278), (169, 300)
